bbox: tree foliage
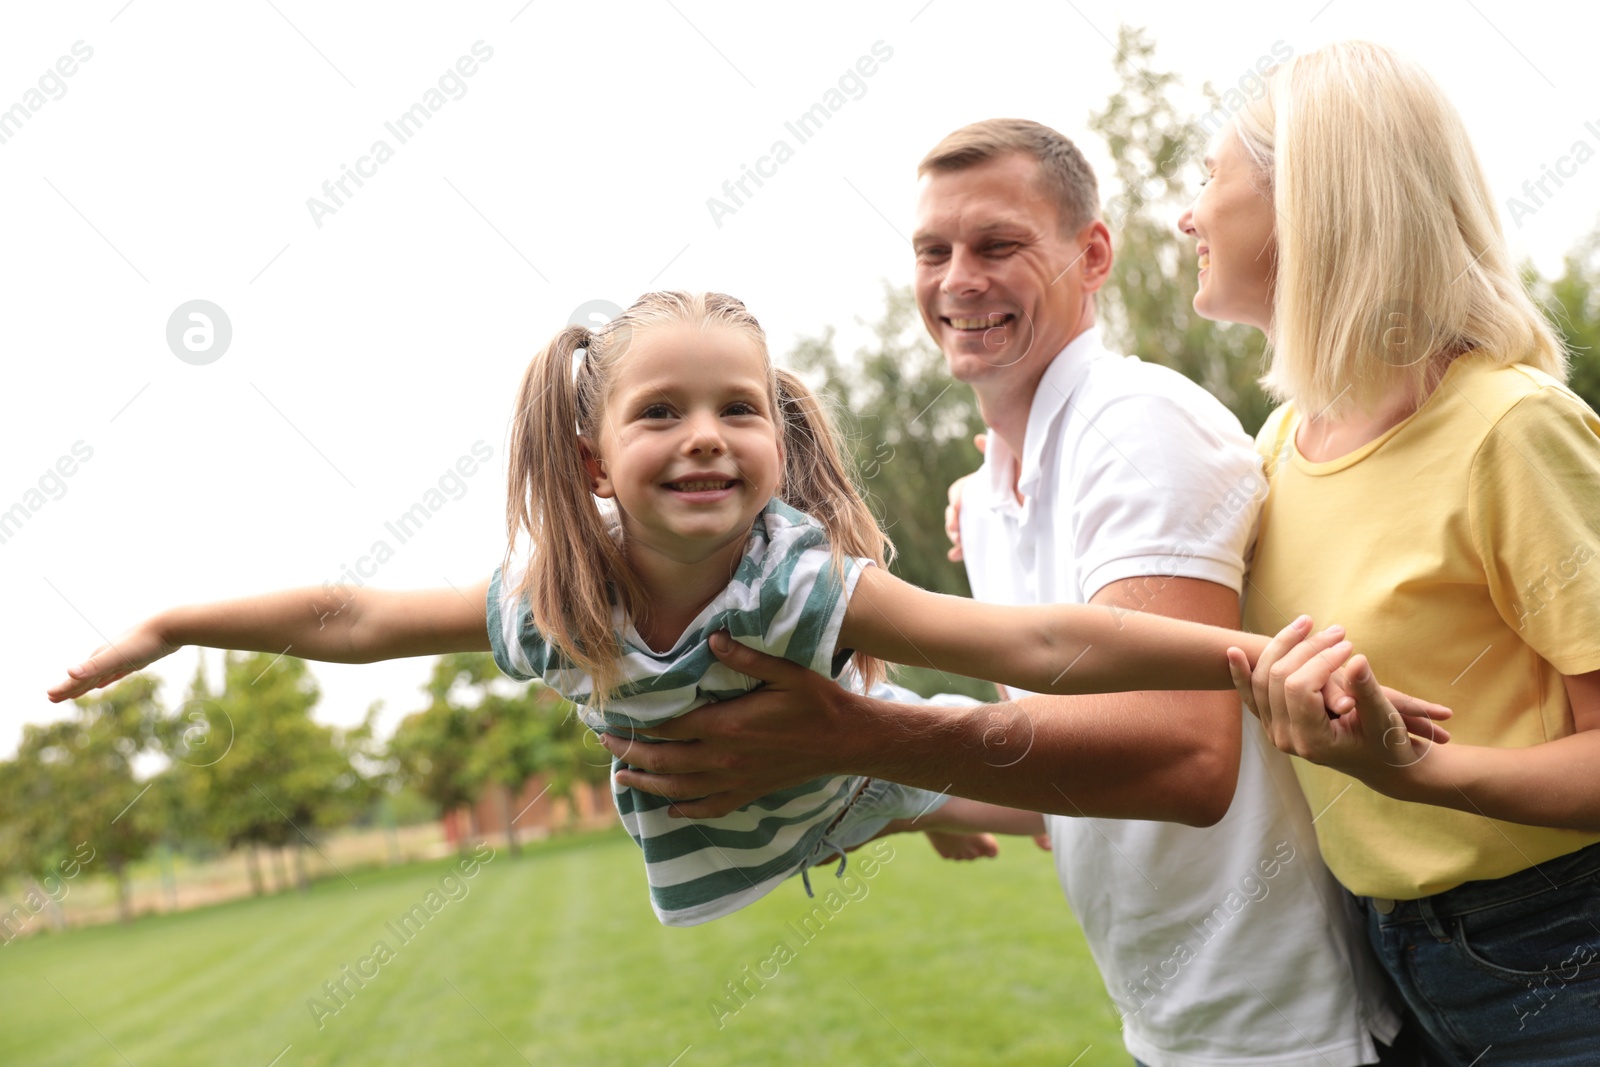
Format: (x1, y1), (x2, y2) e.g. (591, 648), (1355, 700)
(397, 653), (607, 855)
(1, 676), (164, 920)
(1089, 24), (1274, 435)
(1530, 228), (1600, 413)
(164, 653), (374, 893)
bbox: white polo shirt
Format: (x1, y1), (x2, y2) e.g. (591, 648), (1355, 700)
(959, 328), (1399, 1067)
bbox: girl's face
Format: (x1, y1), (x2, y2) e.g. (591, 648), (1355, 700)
(586, 323), (784, 563)
(1178, 126), (1277, 332)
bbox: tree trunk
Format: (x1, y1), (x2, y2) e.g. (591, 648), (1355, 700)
(383, 808), (401, 868)
(500, 783), (521, 858)
(292, 840), (309, 893)
(467, 802), (482, 845)
(28, 877), (66, 931)
(271, 846), (291, 894)
(158, 840), (179, 912)
(246, 842), (265, 897)
(112, 860), (132, 924)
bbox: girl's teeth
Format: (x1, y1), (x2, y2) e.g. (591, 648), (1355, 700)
(673, 481), (731, 491)
(1197, 253), (1211, 270)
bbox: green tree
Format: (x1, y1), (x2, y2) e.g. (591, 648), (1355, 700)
(788, 283), (986, 598)
(408, 653), (608, 855)
(1089, 24), (1274, 435)
(1, 676), (165, 922)
(391, 654), (490, 855)
(786, 284), (995, 701)
(1531, 225), (1600, 413)
(165, 653), (372, 894)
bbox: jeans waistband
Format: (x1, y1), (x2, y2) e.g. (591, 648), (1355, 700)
(1363, 840), (1600, 923)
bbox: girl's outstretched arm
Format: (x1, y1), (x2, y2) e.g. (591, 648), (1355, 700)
(837, 565), (1270, 695)
(48, 578), (492, 703)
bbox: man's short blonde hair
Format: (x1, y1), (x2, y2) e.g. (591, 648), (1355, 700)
(919, 118), (1100, 233)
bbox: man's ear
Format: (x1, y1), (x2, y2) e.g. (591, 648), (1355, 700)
(578, 437), (614, 498)
(1074, 218), (1115, 295)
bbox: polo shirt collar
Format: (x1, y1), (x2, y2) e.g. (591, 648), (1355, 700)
(1023, 327), (1107, 492)
(982, 327), (1106, 506)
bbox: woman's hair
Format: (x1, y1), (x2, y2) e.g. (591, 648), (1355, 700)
(504, 290), (892, 703)
(1230, 40), (1566, 415)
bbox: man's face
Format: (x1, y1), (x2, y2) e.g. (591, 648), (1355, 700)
(913, 152), (1097, 391)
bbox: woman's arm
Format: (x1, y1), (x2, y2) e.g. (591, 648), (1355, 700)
(1232, 624), (1600, 831)
(837, 564), (1271, 694)
(48, 578), (492, 702)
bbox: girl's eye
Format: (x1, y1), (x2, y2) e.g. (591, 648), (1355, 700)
(725, 401), (759, 416)
(640, 404), (673, 419)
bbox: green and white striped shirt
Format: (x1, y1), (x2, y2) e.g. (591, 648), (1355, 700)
(487, 499), (873, 926)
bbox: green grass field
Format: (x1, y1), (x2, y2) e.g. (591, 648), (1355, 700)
(0, 828), (1127, 1066)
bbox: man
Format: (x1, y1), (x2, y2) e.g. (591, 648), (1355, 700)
(601, 119), (1406, 1066)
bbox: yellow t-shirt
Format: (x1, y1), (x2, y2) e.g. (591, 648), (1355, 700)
(1244, 352), (1600, 899)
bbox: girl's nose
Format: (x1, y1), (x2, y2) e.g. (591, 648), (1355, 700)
(684, 413), (725, 453)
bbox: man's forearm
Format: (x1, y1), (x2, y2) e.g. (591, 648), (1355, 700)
(837, 687), (1241, 826)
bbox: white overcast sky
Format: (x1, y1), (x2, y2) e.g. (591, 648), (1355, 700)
(4, 0), (1598, 758)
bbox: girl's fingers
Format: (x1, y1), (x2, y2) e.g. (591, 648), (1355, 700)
(1250, 616), (1314, 723)
(1227, 648), (1258, 719)
(1280, 639), (1353, 754)
(1263, 626), (1347, 741)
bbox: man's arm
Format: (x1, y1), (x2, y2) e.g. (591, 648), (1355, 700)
(602, 576), (1245, 827)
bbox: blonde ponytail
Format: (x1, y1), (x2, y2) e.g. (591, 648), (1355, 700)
(776, 368), (893, 691)
(504, 324), (641, 702)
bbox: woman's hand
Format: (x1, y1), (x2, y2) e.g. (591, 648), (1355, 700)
(1227, 619), (1452, 779)
(48, 619), (176, 703)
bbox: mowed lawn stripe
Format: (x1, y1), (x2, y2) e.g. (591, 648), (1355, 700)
(0, 830), (1130, 1066)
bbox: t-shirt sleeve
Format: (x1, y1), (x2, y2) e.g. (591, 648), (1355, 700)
(1069, 392), (1264, 601)
(1470, 386), (1600, 676)
(752, 521), (873, 679)
(485, 562), (549, 681)
(1254, 404), (1295, 475)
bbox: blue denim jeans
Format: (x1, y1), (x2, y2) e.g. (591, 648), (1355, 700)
(1356, 841), (1600, 1065)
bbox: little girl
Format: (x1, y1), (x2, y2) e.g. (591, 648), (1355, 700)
(54, 290), (1348, 926)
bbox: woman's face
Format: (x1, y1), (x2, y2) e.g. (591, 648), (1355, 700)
(1178, 127), (1277, 333)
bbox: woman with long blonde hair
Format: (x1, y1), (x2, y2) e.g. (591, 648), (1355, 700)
(1180, 40), (1600, 1062)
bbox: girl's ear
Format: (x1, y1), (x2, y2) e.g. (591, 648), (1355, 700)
(578, 437), (614, 498)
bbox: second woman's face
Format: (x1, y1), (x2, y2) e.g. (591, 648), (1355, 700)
(1178, 127), (1277, 332)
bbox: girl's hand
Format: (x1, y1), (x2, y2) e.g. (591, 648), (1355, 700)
(48, 620), (176, 703)
(1226, 621), (1450, 779)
